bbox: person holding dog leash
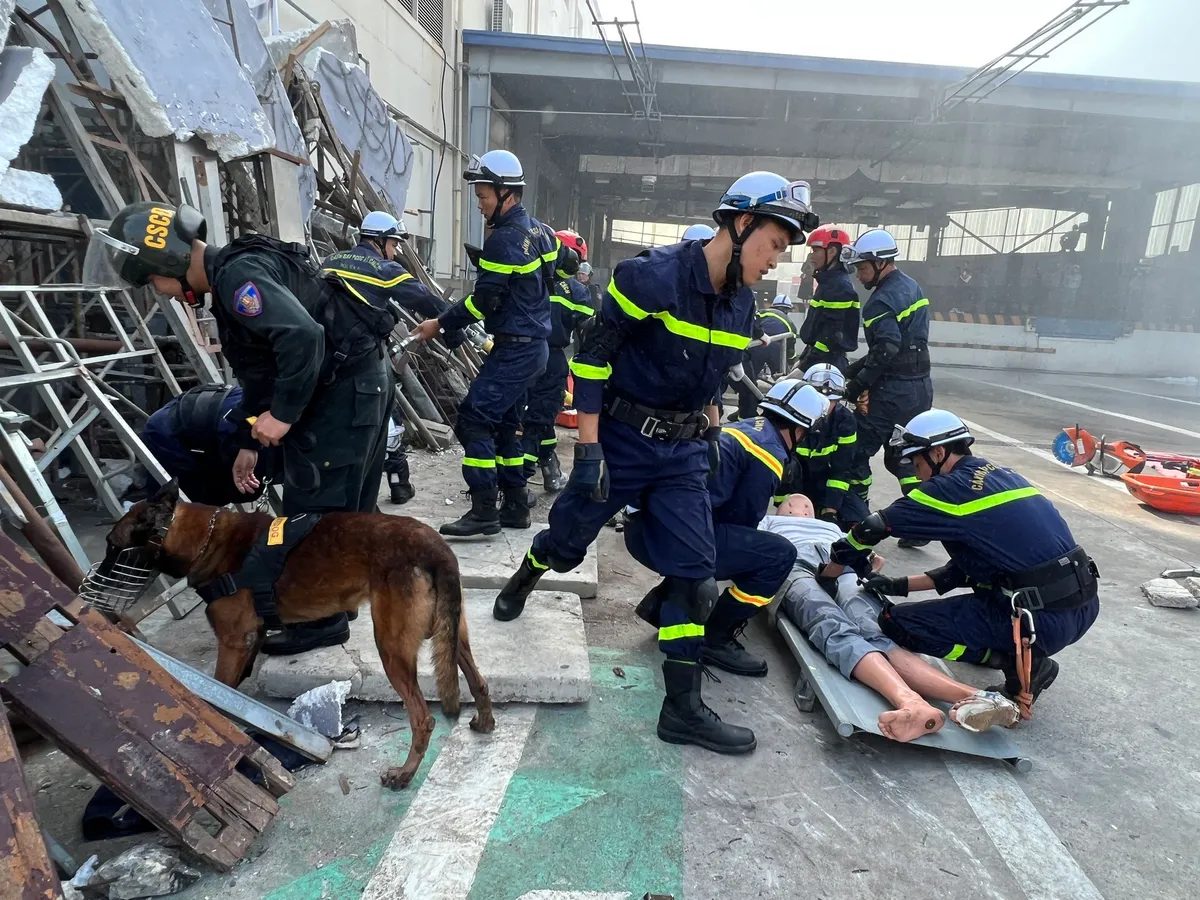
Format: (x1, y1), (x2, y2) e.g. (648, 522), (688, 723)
(490, 170), (820, 755)
(85, 201), (396, 656)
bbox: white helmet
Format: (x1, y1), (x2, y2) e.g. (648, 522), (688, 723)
(890, 409), (974, 459)
(772, 294), (793, 310)
(360, 210), (405, 241)
(463, 149), (525, 188)
(713, 171), (819, 245)
(682, 223), (716, 241)
(842, 228), (899, 266)
(758, 380), (829, 429)
(802, 363), (846, 399)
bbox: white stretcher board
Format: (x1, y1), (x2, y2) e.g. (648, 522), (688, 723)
(776, 613), (1033, 772)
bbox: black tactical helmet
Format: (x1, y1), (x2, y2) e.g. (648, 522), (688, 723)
(87, 202), (207, 288)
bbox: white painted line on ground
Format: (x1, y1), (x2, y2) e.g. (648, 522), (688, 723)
(1063, 381), (1200, 409)
(518, 893), (632, 899)
(959, 417), (1128, 494)
(947, 760), (1106, 900)
(361, 706), (537, 900)
(943, 371), (1200, 441)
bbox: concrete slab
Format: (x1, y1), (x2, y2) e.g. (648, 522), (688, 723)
(1140, 577), (1199, 608)
(416, 516), (598, 599)
(255, 589), (591, 705)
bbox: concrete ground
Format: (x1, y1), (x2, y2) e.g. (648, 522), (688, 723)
(19, 365), (1200, 900)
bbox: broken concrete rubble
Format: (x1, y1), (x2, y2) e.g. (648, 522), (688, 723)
(0, 47), (57, 177)
(286, 679), (352, 739)
(86, 843), (201, 900)
(265, 18), (359, 71)
(1140, 577), (1199, 609)
(57, 0), (274, 161)
(0, 167), (64, 211)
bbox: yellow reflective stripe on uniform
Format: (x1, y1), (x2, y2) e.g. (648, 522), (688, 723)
(495, 455), (525, 467)
(322, 267), (414, 289)
(838, 433), (857, 445)
(722, 427), (784, 479)
(607, 277), (751, 350)
(847, 531), (871, 551)
(907, 485), (1040, 516)
(827, 479), (850, 491)
(526, 548), (549, 570)
(463, 296), (484, 320)
(479, 256), (544, 275)
(862, 310), (887, 327)
(569, 359), (612, 380)
(462, 457), (496, 468)
(794, 443), (837, 458)
(813, 341), (829, 352)
(851, 475), (872, 485)
(540, 438), (557, 446)
(730, 585), (773, 607)
(758, 309), (794, 331)
(659, 623), (705, 641)
(523, 453), (538, 463)
(551, 294), (595, 315)
(773, 494), (789, 505)
(896, 298), (929, 322)
(944, 644), (967, 661)
(809, 299), (860, 309)
(899, 476), (921, 485)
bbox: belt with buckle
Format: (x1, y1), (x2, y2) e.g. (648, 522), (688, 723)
(491, 334), (536, 346)
(604, 396), (705, 441)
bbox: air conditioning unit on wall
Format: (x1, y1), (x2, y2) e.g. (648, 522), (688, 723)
(490, 0), (513, 32)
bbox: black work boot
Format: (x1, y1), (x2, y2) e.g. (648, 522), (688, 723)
(701, 592), (767, 677)
(498, 489), (532, 529)
(388, 473), (415, 505)
(440, 489), (501, 537)
(657, 660), (757, 755)
(260, 614), (350, 656)
(494, 555), (546, 621)
(990, 654), (1060, 702)
(541, 454), (568, 492)
(897, 538), (929, 549)
(635, 581), (667, 628)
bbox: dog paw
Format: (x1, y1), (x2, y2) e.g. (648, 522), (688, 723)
(469, 712), (496, 734)
(380, 766), (414, 790)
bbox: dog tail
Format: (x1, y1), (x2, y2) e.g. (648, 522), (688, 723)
(431, 554), (463, 719)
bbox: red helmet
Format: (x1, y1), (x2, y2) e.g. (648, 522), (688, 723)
(806, 226), (851, 250)
(555, 229), (588, 262)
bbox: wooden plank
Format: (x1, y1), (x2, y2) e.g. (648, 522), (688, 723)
(0, 536), (76, 662)
(0, 713), (62, 900)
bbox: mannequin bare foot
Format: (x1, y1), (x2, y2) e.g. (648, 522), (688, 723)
(878, 699), (945, 742)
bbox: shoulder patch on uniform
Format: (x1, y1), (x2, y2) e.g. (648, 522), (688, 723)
(233, 281), (262, 316)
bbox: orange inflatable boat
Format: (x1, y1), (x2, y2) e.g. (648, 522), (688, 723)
(1120, 473), (1200, 516)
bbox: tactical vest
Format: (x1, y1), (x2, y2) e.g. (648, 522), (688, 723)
(170, 384), (233, 450)
(214, 234), (399, 385)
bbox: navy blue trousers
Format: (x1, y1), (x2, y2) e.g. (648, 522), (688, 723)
(522, 346), (568, 464)
(850, 375), (933, 501)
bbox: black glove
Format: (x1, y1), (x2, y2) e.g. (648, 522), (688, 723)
(817, 507), (839, 523)
(842, 378), (866, 403)
(861, 573), (910, 597)
(568, 442), (609, 501)
(816, 573), (841, 599)
(704, 425), (722, 474)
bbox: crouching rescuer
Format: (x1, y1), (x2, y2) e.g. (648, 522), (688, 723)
(491, 170), (820, 754)
(821, 409), (1101, 718)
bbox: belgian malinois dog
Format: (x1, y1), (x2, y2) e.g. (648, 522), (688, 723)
(97, 480), (494, 789)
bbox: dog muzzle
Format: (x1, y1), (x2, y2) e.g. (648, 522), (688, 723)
(78, 546), (160, 615)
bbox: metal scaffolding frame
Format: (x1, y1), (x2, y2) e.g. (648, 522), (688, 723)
(585, 0), (663, 155)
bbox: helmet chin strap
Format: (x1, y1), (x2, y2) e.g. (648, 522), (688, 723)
(487, 184), (513, 228)
(721, 217), (760, 299)
(864, 260), (888, 289)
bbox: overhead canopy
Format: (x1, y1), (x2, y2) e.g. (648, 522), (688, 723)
(465, 30), (1200, 224)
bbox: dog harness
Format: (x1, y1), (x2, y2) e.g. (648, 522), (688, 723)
(195, 513), (324, 624)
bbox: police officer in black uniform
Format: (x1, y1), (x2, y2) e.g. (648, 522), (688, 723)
(321, 210), (466, 505)
(86, 201), (395, 655)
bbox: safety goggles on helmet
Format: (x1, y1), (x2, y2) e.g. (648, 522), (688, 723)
(82, 228), (146, 290)
(802, 364), (846, 399)
(889, 421), (973, 459)
(463, 152), (524, 187)
(720, 180), (820, 243)
(759, 380), (830, 429)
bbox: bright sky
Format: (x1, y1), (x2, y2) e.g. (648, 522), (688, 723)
(605, 0), (1200, 83)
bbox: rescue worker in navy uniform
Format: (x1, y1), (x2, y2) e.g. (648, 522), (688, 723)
(840, 229), (933, 546)
(87, 201), (394, 655)
(776, 363), (869, 528)
(322, 210), (466, 505)
(140, 384), (275, 507)
(410, 150), (557, 535)
(797, 225), (860, 373)
(629, 381), (829, 678)
(522, 232), (594, 492)
(823, 410), (1100, 712)
(734, 294), (798, 419)
(491, 171), (820, 754)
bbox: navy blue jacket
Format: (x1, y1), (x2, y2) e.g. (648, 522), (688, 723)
(800, 264), (860, 354)
(440, 204), (556, 339)
(710, 417), (788, 527)
(859, 267), (929, 376)
(322, 241), (447, 322)
(550, 274), (594, 348)
(570, 241), (755, 414)
(849, 456), (1078, 588)
(787, 402), (857, 512)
